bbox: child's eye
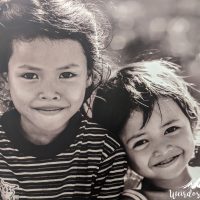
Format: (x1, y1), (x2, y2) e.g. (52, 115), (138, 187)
(59, 72), (76, 79)
(132, 139), (149, 150)
(22, 73), (38, 79)
(165, 126), (179, 135)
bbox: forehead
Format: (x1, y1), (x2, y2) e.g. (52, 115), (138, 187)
(121, 98), (187, 139)
(9, 38), (86, 69)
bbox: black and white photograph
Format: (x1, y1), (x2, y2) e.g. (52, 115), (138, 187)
(0, 0), (199, 199)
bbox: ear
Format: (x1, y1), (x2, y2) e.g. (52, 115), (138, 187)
(86, 75), (92, 88)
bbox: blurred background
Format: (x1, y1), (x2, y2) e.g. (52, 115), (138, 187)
(105, 0), (200, 103)
(106, 0), (200, 66)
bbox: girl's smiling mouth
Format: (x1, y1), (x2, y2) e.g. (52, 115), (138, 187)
(35, 107), (64, 111)
(33, 106), (66, 115)
(153, 154), (181, 168)
(149, 149), (184, 168)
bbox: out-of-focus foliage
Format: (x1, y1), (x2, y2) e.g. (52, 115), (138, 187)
(105, 0), (200, 101)
(107, 0), (200, 64)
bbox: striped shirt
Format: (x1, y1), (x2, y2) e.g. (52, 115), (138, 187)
(0, 110), (127, 199)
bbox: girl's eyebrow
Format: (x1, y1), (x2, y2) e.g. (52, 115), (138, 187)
(58, 64), (80, 70)
(18, 65), (42, 71)
(162, 119), (179, 127)
(127, 132), (145, 143)
(17, 63), (80, 70)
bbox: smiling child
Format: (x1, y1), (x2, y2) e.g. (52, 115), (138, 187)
(0, 0), (127, 199)
(93, 60), (200, 200)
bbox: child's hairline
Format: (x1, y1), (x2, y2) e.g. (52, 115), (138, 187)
(116, 60), (200, 135)
(119, 90), (199, 136)
(1, 33), (95, 75)
(0, 0), (112, 78)
(120, 95), (192, 129)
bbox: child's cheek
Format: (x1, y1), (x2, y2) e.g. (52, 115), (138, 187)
(127, 149), (148, 168)
(171, 128), (195, 159)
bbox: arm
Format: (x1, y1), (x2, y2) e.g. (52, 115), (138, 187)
(93, 145), (127, 199)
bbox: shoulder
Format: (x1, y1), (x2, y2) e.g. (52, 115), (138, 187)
(80, 116), (121, 145)
(78, 116), (125, 157)
(0, 110), (20, 142)
(0, 110), (16, 132)
(0, 112), (13, 145)
(0, 113), (6, 135)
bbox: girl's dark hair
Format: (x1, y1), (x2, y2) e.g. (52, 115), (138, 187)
(0, 0), (112, 104)
(93, 60), (200, 134)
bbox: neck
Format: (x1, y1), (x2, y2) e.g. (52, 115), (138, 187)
(20, 119), (67, 145)
(143, 167), (191, 190)
(22, 131), (60, 145)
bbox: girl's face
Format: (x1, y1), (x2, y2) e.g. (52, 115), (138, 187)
(120, 98), (195, 187)
(7, 38), (91, 143)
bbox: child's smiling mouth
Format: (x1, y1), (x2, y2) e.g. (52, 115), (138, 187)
(33, 106), (66, 115)
(153, 154), (181, 167)
(149, 149), (183, 168)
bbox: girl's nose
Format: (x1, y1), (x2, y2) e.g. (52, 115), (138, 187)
(153, 143), (173, 157)
(39, 92), (61, 100)
(38, 81), (61, 101)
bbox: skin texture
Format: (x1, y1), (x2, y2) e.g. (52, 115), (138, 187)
(121, 98), (195, 189)
(7, 38), (91, 145)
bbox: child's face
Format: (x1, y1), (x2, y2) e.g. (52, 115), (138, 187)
(7, 38), (90, 137)
(120, 98), (194, 183)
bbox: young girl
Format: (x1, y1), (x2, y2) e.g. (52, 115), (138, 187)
(0, 0), (127, 199)
(93, 60), (200, 200)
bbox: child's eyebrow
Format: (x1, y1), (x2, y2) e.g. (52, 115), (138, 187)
(57, 64), (80, 70)
(17, 63), (80, 70)
(162, 119), (179, 127)
(18, 65), (42, 71)
(127, 132), (145, 143)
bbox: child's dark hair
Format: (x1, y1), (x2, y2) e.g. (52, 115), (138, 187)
(0, 0), (112, 103)
(93, 60), (200, 134)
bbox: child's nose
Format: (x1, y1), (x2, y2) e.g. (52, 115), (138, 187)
(39, 92), (61, 100)
(153, 143), (173, 157)
(38, 81), (61, 100)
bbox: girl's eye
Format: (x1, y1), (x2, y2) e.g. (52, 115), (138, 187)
(132, 139), (149, 150)
(22, 73), (38, 79)
(165, 126), (179, 135)
(59, 72), (76, 79)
